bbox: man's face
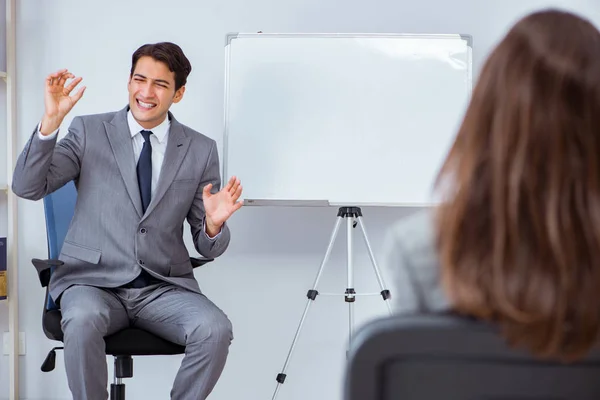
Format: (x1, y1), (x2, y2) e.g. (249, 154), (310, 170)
(128, 56), (185, 129)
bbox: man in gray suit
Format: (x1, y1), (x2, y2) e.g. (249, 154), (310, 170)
(12, 42), (242, 400)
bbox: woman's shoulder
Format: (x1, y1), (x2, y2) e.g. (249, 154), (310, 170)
(385, 208), (437, 255)
(382, 207), (451, 313)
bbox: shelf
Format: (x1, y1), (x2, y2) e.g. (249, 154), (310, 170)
(0, 185), (8, 192)
(0, 71), (6, 82)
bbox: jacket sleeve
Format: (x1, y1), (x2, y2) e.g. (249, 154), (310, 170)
(12, 117), (85, 200)
(186, 139), (231, 258)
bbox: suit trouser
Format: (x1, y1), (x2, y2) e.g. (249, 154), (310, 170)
(59, 283), (233, 400)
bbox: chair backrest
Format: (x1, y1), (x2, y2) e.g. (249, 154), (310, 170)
(344, 314), (600, 400)
(43, 181), (77, 310)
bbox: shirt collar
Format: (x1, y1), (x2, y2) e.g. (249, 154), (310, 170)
(127, 110), (170, 144)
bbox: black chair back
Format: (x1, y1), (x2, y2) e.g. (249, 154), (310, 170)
(344, 314), (600, 400)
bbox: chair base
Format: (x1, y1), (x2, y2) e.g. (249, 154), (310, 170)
(41, 349), (135, 400)
(115, 355), (133, 378)
(111, 355), (133, 400)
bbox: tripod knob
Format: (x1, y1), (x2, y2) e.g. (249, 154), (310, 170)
(345, 288), (356, 303)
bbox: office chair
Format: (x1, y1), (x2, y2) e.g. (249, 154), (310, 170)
(344, 314), (600, 400)
(31, 180), (213, 400)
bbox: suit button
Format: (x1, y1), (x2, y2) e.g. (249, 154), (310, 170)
(139, 259), (144, 265)
(140, 228), (147, 234)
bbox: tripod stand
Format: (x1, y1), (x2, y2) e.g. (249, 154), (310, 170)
(271, 206), (392, 399)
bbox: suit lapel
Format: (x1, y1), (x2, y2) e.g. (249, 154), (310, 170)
(104, 107), (144, 218)
(142, 114), (191, 219)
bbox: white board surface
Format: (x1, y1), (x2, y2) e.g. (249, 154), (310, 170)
(223, 33), (472, 206)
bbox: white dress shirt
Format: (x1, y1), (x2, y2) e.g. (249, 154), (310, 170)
(127, 110), (169, 198)
(37, 112), (220, 239)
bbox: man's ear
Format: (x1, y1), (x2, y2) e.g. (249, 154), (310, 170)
(173, 86), (186, 103)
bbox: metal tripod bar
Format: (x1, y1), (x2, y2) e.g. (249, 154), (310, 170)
(356, 216), (392, 314)
(271, 216), (343, 400)
(271, 207), (392, 400)
(346, 216), (355, 347)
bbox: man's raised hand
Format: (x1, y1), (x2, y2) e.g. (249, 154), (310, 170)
(40, 69), (86, 135)
(203, 176), (243, 237)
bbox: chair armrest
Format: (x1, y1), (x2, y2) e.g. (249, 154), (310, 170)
(190, 257), (214, 269)
(31, 258), (64, 287)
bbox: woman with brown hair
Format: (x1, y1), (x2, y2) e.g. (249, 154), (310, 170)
(382, 8), (600, 361)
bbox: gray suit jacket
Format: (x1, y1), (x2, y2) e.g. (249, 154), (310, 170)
(381, 209), (452, 314)
(13, 106), (230, 302)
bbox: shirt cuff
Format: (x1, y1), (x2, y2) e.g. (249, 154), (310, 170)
(37, 122), (59, 140)
(203, 220), (221, 241)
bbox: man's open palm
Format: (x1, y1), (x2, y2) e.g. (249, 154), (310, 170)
(203, 176), (243, 228)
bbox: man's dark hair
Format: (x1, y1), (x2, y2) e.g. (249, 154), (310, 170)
(130, 42), (192, 91)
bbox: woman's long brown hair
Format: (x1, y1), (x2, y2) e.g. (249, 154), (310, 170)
(435, 9), (600, 361)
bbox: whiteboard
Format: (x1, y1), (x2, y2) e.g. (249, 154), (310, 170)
(223, 33), (472, 207)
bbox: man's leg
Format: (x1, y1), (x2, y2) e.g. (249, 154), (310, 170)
(131, 286), (233, 400)
(60, 285), (129, 400)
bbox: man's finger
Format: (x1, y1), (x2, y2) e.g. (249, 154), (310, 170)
(228, 180), (238, 194)
(65, 77), (83, 95)
(58, 72), (75, 88)
(231, 185), (243, 202)
(48, 69), (68, 80)
(203, 183), (213, 195)
(232, 201), (243, 212)
(223, 178), (232, 192)
(46, 69), (69, 87)
(71, 86), (86, 104)
(228, 177), (241, 194)
(225, 176), (236, 191)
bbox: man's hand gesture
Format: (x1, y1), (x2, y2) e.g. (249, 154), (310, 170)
(203, 176), (243, 237)
(40, 69), (86, 135)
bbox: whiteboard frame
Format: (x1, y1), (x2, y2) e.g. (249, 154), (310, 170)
(222, 32), (473, 207)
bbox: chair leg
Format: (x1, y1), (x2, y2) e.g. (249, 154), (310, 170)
(110, 382), (125, 400)
(110, 355), (133, 400)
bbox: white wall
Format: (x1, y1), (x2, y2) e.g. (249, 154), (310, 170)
(6, 0), (600, 399)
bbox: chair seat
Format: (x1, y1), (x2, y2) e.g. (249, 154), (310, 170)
(43, 310), (185, 356)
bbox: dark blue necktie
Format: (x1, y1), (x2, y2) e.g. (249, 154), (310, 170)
(125, 129), (158, 289)
(137, 130), (153, 213)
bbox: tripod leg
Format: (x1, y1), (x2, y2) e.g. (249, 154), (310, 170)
(346, 215), (356, 352)
(356, 216), (393, 314)
(271, 215), (344, 400)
